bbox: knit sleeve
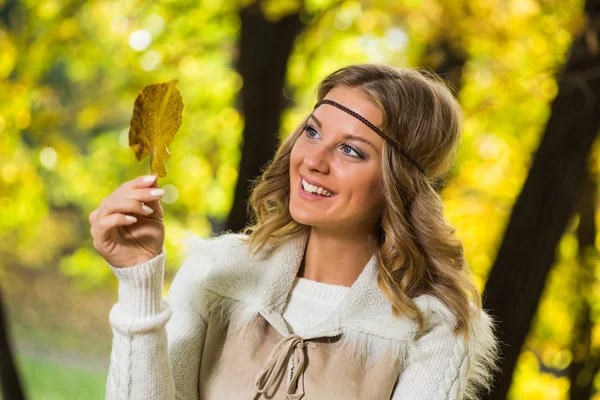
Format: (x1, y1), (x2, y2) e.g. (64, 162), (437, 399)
(390, 309), (500, 400)
(105, 249), (208, 400)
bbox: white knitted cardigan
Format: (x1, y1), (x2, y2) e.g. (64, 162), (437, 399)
(106, 231), (500, 399)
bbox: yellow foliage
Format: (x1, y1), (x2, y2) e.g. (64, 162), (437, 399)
(261, 0), (302, 22)
(60, 247), (112, 291)
(0, 29), (16, 79)
(510, 350), (570, 399)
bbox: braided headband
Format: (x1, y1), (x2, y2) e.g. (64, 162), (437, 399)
(313, 99), (426, 175)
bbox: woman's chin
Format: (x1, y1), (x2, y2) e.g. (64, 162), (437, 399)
(289, 208), (318, 226)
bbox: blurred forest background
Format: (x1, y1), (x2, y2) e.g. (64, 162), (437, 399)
(1, 0), (600, 398)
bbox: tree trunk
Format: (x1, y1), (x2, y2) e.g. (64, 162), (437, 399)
(569, 168), (599, 400)
(224, 2), (304, 234)
(0, 0), (18, 32)
(482, 0), (600, 397)
(0, 286), (26, 400)
(0, 2), (27, 397)
(422, 37), (466, 94)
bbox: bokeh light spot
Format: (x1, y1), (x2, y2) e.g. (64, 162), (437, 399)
(16, 109), (31, 130)
(40, 147), (58, 169)
(111, 16), (129, 33)
(119, 128), (130, 148)
(140, 50), (162, 71)
(178, 56), (202, 78)
(181, 154), (201, 172)
(385, 28), (408, 51)
(161, 184), (179, 204)
(2, 163), (18, 183)
(147, 14), (165, 35)
(129, 30), (152, 52)
(334, 11), (353, 30)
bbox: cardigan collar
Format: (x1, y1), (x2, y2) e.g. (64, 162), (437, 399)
(256, 229), (418, 341)
(185, 229), (453, 344)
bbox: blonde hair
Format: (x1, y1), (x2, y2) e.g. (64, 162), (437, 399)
(240, 64), (481, 340)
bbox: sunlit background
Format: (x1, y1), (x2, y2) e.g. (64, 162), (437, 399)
(0, 0), (597, 398)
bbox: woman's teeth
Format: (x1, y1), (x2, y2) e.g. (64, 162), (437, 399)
(301, 179), (334, 197)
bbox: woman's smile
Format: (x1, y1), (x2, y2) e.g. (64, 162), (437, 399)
(298, 177), (338, 200)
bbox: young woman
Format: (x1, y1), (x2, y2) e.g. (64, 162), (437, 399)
(90, 64), (500, 399)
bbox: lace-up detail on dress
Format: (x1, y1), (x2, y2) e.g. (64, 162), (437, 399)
(254, 334), (317, 400)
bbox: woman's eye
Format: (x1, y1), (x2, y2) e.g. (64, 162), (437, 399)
(341, 144), (362, 159)
(304, 125), (319, 138)
(303, 125), (364, 160)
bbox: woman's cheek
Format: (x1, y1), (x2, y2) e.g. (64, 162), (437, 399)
(359, 173), (383, 203)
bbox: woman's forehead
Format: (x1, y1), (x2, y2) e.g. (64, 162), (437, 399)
(311, 87), (384, 149)
(316, 87), (383, 129)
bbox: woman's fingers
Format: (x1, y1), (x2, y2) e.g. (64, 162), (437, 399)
(89, 209), (98, 225)
(97, 179), (165, 221)
(126, 187), (165, 217)
(123, 174), (159, 190)
(100, 197), (157, 218)
(95, 212), (138, 244)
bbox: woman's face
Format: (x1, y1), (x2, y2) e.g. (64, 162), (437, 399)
(289, 86), (385, 235)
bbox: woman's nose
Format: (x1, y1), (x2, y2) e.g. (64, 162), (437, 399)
(304, 147), (330, 173)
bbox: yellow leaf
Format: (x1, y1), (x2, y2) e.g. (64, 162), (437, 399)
(128, 78), (184, 178)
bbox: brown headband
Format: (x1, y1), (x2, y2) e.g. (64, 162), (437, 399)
(313, 99), (426, 175)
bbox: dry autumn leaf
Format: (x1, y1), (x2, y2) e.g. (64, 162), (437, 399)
(129, 78), (184, 178)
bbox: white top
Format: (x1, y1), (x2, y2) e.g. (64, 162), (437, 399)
(282, 276), (350, 335)
(281, 276), (350, 389)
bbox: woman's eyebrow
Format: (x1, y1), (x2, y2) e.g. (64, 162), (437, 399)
(308, 113), (322, 128)
(308, 114), (380, 155)
(342, 134), (380, 155)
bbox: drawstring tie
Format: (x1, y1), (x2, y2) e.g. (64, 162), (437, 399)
(254, 334), (316, 400)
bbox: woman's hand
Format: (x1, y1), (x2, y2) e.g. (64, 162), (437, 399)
(89, 175), (165, 268)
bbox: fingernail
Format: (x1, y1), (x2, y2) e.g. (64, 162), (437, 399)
(125, 215), (137, 222)
(142, 204), (154, 214)
(150, 188), (165, 197)
(143, 175), (157, 183)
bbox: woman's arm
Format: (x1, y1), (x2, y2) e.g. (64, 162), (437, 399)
(106, 249), (208, 400)
(391, 310), (499, 400)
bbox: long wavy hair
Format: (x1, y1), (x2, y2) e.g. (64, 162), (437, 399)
(240, 64), (481, 340)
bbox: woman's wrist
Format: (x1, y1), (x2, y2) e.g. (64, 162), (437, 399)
(110, 248), (167, 317)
